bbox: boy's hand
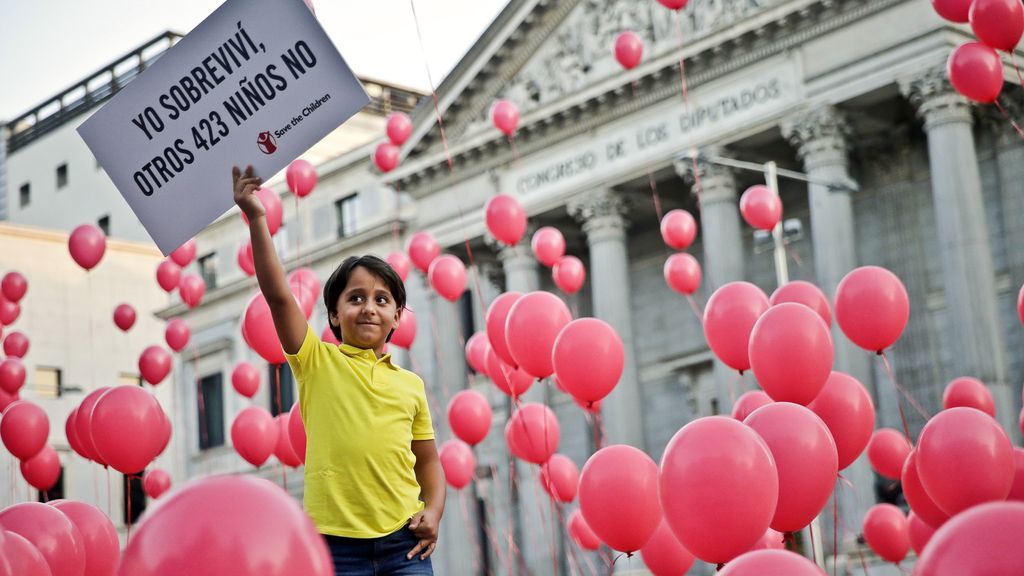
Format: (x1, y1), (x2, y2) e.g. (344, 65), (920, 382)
(407, 508), (440, 560)
(232, 165), (264, 220)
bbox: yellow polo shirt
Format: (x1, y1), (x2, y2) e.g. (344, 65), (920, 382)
(285, 325), (435, 538)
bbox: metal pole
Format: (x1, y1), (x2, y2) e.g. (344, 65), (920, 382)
(764, 161), (789, 288)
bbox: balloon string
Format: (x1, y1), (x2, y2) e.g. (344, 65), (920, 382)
(106, 467), (112, 520)
(832, 485), (839, 576)
(878, 352), (930, 439)
(685, 295), (704, 324)
(1010, 53), (1024, 100)
(857, 547), (869, 576)
(531, 465), (559, 576)
(809, 518), (819, 566)
(672, 10), (704, 210)
(458, 487), (483, 575)
(42, 490), (48, 503)
(88, 273), (96, 387)
(391, 182), (402, 251)
(993, 99), (1024, 141)
(408, 0), (453, 172)
(195, 344), (208, 450)
(609, 552), (626, 576)
(127, 474), (134, 543)
(93, 465), (100, 511)
(427, 310), (452, 403)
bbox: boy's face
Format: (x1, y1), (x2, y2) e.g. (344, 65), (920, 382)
(329, 266), (400, 351)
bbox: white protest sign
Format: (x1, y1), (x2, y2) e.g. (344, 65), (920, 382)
(77, 0), (369, 255)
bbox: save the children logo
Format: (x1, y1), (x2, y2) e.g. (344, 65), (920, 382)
(257, 131), (277, 154)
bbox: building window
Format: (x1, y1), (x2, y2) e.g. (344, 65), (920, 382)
(268, 363), (295, 416)
(19, 183), (30, 207)
(119, 372), (142, 387)
(198, 252), (217, 290)
(335, 194), (358, 238)
(98, 215), (110, 236)
(198, 373), (225, 450)
(123, 474), (146, 524)
(37, 465), (64, 502)
(34, 367), (62, 397)
(56, 164), (68, 189)
(458, 292), (475, 372)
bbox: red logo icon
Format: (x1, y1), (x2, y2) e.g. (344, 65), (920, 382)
(257, 131), (277, 154)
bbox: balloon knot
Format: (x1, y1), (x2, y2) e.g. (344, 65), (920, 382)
(876, 349), (883, 356)
(716, 563), (725, 572)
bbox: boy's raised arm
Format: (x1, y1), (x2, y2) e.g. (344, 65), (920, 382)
(233, 166), (307, 355)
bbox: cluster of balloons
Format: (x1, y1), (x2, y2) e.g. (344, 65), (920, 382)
(940, 0), (1020, 103)
(661, 209), (701, 296)
(404, 230), (469, 307)
(374, 112), (411, 173)
(0, 499), (120, 576)
(532, 226), (587, 295)
(64, 385), (171, 475)
(241, 268), (321, 364)
(1, 272), (29, 413)
(230, 402), (306, 469)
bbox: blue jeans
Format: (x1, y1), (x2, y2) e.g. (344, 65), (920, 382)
(324, 526), (434, 576)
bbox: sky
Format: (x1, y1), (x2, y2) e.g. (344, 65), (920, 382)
(0, 0), (510, 121)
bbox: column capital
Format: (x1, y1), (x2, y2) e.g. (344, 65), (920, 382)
(568, 188), (629, 241)
(899, 65), (974, 131)
(782, 105), (851, 171)
(673, 147), (737, 205)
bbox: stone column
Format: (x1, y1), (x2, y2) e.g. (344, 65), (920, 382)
(901, 67), (1014, 434)
(0, 122), (8, 221)
(568, 188), (646, 450)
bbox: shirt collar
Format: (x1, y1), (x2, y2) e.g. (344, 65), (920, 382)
(338, 343), (399, 370)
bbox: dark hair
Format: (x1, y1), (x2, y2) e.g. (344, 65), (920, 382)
(323, 255), (407, 343)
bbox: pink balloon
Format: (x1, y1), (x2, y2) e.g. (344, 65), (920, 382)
(614, 31), (644, 70)
(170, 239), (197, 267)
(1018, 283), (1024, 325)
(464, 332), (490, 375)
(769, 281), (831, 328)
(485, 292), (522, 366)
(288, 402), (306, 464)
(320, 325), (340, 345)
(0, 389), (17, 413)
(970, 0), (1024, 51)
(407, 232), (440, 274)
(239, 188), (283, 236)
(540, 454), (579, 504)
(641, 520), (695, 576)
(68, 224), (106, 271)
(579, 445), (661, 553)
(289, 276), (317, 320)
(156, 259), (181, 293)
(917, 407), (1014, 516)
(0, 300), (18, 325)
(386, 251), (411, 282)
(49, 499), (119, 576)
(660, 416), (779, 563)
(447, 390), (492, 446)
(91, 386), (165, 474)
(506, 291), (572, 379)
(231, 362), (260, 398)
(487, 349), (533, 398)
(750, 529), (786, 551)
(76, 387), (111, 465)
(0, 502), (85, 576)
(947, 42), (1004, 103)
(20, 444), (60, 491)
(156, 409), (172, 458)
(552, 256), (586, 294)
(908, 511), (936, 556)
(867, 428), (911, 480)
(703, 282), (770, 372)
(807, 371), (876, 470)
(274, 413), (302, 468)
(485, 194), (527, 246)
(834, 266), (909, 353)
(657, 0), (689, 10)
(663, 253), (702, 295)
(1, 401), (48, 461)
(1010, 448), (1024, 502)
(390, 307), (417, 349)
(118, 475), (333, 576)
(113, 304), (136, 332)
(902, 450), (950, 529)
(237, 242), (255, 276)
(744, 403), (838, 532)
(863, 504), (910, 564)
(739, 185), (783, 231)
(65, 407), (88, 461)
(231, 406), (277, 468)
(551, 318), (623, 405)
(386, 112), (413, 146)
(439, 440), (475, 489)
(916, 501), (1024, 575)
(373, 142), (400, 173)
(506, 403), (559, 464)
(178, 274), (205, 309)
(718, 550), (825, 575)
(660, 209), (697, 250)
(491, 100), (519, 136)
(0, 358), (26, 394)
(427, 255), (467, 302)
(0, 529), (53, 576)
(164, 320), (191, 353)
(749, 303), (833, 405)
(286, 159), (318, 198)
(568, 509), (602, 551)
(139, 345), (172, 385)
(531, 227), (565, 267)
(143, 468), (172, 499)
(932, 0), (973, 21)
(942, 376), (995, 416)
(243, 292), (285, 364)
(2, 272), (27, 303)
(732, 390), (772, 421)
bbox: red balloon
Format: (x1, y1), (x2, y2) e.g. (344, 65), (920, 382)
(239, 188), (283, 236)
(916, 501), (1024, 575)
(660, 416), (778, 563)
(506, 403), (559, 464)
(0, 401), (48, 461)
(834, 266), (909, 353)
(139, 345), (172, 385)
(552, 256), (586, 294)
(744, 403), (838, 532)
(320, 325), (340, 345)
(156, 410), (172, 458)
(69, 224), (106, 271)
(485, 194), (527, 246)
(386, 251), (411, 282)
(289, 277), (317, 320)
(540, 454), (579, 504)
(614, 31), (644, 70)
(1010, 447), (1024, 502)
(732, 390), (772, 421)
(663, 253), (702, 295)
(0, 528), (54, 576)
(386, 112), (413, 146)
(657, 0), (689, 10)
(750, 529), (786, 551)
(491, 100), (519, 136)
(119, 475), (333, 576)
(531, 227), (565, 267)
(486, 348), (533, 398)
(917, 407), (1014, 516)
(660, 209), (697, 250)
(579, 445), (661, 553)
(932, 0), (973, 21)
(908, 511), (936, 556)
(144, 468), (172, 499)
(76, 387), (112, 465)
(274, 413), (302, 468)
(464, 332), (490, 375)
(749, 303), (833, 405)
(91, 386), (165, 474)
(506, 291), (572, 379)
(0, 502), (85, 576)
(391, 307), (417, 349)
(178, 274), (206, 309)
(807, 371), (876, 470)
(942, 376), (995, 416)
(551, 318), (623, 405)
(486, 292), (522, 366)
(769, 281), (831, 328)
(164, 319), (190, 353)
(902, 450), (950, 529)
(439, 440), (475, 489)
(1, 272), (27, 303)
(286, 159), (317, 198)
(1018, 283), (1024, 325)
(568, 509), (602, 551)
(170, 239), (197, 267)
(718, 550), (825, 575)
(641, 520), (695, 576)
(703, 282), (770, 372)
(65, 406), (88, 461)
(863, 503), (910, 564)
(20, 444), (60, 491)
(427, 255), (467, 302)
(237, 242), (255, 276)
(946, 42), (1003, 104)
(739, 185), (783, 231)
(49, 499), (120, 576)
(288, 402), (306, 464)
(373, 142), (400, 173)
(970, 0), (1024, 51)
(113, 304), (136, 332)
(231, 362), (260, 398)
(0, 300), (18, 325)
(0, 358), (26, 394)
(447, 390), (492, 446)
(407, 232), (440, 274)
(867, 428), (911, 480)
(0, 389), (17, 413)
(231, 406), (277, 468)
(156, 259), (181, 293)
(243, 292), (285, 364)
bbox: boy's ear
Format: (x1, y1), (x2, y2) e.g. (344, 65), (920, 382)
(328, 311), (339, 327)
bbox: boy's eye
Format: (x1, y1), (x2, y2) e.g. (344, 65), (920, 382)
(376, 296), (389, 305)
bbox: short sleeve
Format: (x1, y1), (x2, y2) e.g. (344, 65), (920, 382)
(411, 377), (435, 441)
(284, 325), (320, 382)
